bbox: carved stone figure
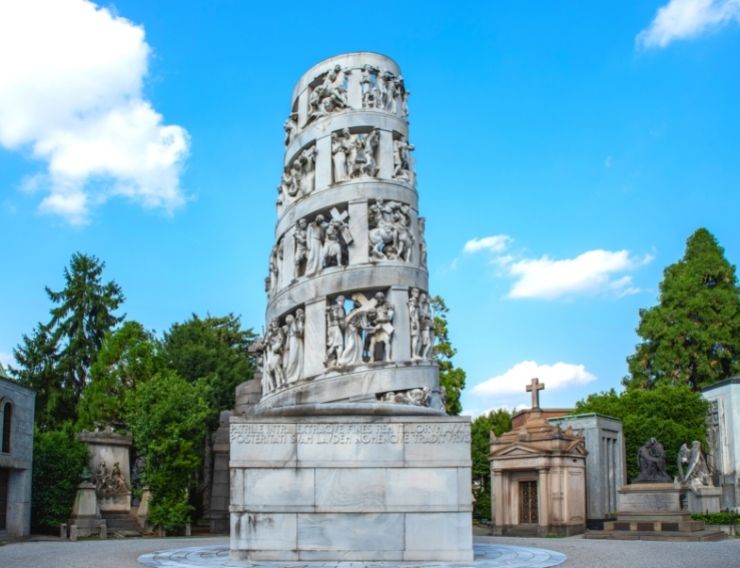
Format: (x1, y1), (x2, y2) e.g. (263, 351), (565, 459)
(93, 461), (128, 497)
(347, 129), (379, 179)
(298, 145), (317, 196)
(293, 218), (308, 279)
(392, 136), (414, 182)
(359, 64), (380, 109)
(332, 128), (352, 183)
(283, 309), (304, 383)
(337, 297), (366, 367)
(408, 287), (421, 360)
(283, 112), (298, 146)
(368, 199), (413, 261)
(633, 437), (673, 483)
(326, 296), (346, 368)
(381, 387), (430, 406)
(418, 217), (428, 269)
(366, 291), (394, 363)
(678, 441), (713, 490)
(308, 65), (349, 122)
(264, 320), (286, 392)
(305, 214), (326, 277)
(268, 241), (282, 294)
(419, 292), (434, 361)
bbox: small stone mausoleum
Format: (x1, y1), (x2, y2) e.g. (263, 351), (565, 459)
(490, 379), (587, 536)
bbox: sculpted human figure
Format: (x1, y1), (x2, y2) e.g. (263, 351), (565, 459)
(298, 145), (317, 196)
(322, 224), (342, 268)
(418, 217), (428, 268)
(367, 291), (394, 362)
(393, 210), (414, 262)
(360, 64), (379, 108)
(268, 243), (280, 294)
(337, 298), (365, 367)
(393, 137), (415, 181)
(287, 161), (302, 197)
(293, 218), (308, 279)
(332, 129), (351, 183)
(678, 440), (713, 489)
(408, 287), (422, 360)
(308, 64), (349, 122)
(264, 320), (286, 392)
(283, 310), (304, 383)
(326, 295), (346, 367)
(634, 437), (672, 483)
(283, 112), (298, 146)
(419, 293), (434, 360)
(305, 214), (326, 277)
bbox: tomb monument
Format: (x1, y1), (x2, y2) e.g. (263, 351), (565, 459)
(229, 52), (473, 562)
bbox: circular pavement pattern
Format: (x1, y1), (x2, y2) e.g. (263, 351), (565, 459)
(138, 543), (566, 568)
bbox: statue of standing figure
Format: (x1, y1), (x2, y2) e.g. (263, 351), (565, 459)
(305, 214), (327, 277)
(326, 296), (347, 368)
(408, 287), (422, 360)
(283, 309), (305, 383)
(678, 440), (714, 490)
(348, 129), (379, 179)
(366, 291), (394, 363)
(393, 136), (414, 182)
(263, 320), (287, 392)
(419, 293), (434, 360)
(332, 128), (352, 183)
(293, 218), (308, 279)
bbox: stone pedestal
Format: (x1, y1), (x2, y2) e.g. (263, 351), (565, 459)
(79, 430), (132, 513)
(68, 480), (105, 538)
(230, 414), (473, 562)
(686, 486), (722, 514)
(617, 482), (680, 513)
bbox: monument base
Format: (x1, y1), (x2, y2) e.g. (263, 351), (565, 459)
(229, 413), (473, 562)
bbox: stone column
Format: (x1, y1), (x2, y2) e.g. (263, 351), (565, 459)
(538, 468), (550, 534)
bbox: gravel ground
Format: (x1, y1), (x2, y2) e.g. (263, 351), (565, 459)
(1, 535), (739, 568)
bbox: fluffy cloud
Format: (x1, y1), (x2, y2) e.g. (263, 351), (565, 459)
(472, 360), (597, 399)
(637, 0), (740, 49)
(507, 249), (650, 300)
(0, 0), (189, 224)
(463, 235), (511, 254)
(461, 234), (651, 300)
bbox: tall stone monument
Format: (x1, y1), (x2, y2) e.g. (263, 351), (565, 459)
(230, 53), (473, 562)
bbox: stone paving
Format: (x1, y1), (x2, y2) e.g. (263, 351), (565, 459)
(1, 535), (740, 568)
(138, 542), (565, 568)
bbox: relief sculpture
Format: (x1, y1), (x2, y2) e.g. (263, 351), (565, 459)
(368, 199), (414, 262)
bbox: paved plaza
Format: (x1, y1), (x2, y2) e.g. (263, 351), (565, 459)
(1, 535), (739, 568)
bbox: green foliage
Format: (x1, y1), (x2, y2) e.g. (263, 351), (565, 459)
(691, 511), (740, 525)
(77, 321), (164, 431)
(470, 409), (512, 521)
(11, 253), (124, 429)
(31, 425), (89, 533)
(626, 228), (740, 391)
(12, 324), (69, 430)
(430, 296), (466, 415)
(575, 383), (708, 481)
(162, 314), (255, 426)
(127, 370), (210, 532)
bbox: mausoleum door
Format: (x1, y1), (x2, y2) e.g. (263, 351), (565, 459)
(519, 480), (538, 524)
(0, 468), (8, 530)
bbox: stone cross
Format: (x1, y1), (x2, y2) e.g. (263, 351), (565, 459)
(329, 206), (353, 244)
(526, 377), (545, 409)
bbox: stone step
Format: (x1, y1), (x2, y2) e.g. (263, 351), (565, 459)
(604, 519), (705, 532)
(584, 529), (725, 542)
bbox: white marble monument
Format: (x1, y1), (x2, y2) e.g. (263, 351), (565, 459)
(230, 52), (473, 562)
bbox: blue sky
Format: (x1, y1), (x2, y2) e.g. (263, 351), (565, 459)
(1, 0), (739, 415)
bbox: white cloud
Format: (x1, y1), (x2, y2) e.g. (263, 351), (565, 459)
(0, 0), (189, 224)
(461, 235), (652, 300)
(507, 250), (652, 300)
(472, 360), (597, 400)
(463, 235), (511, 254)
(637, 0), (740, 49)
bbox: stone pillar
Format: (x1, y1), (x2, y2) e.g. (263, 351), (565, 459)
(231, 52), (471, 563)
(538, 468), (550, 534)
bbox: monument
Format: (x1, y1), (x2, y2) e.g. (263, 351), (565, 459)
(230, 53), (473, 562)
(489, 378), (588, 536)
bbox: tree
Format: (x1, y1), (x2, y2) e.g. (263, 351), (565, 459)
(77, 321), (164, 431)
(161, 313), (256, 420)
(47, 253), (125, 407)
(625, 228), (740, 391)
(31, 425), (89, 533)
(127, 370), (210, 532)
(575, 384), (708, 481)
(431, 296), (466, 415)
(11, 324), (68, 430)
(470, 409), (512, 521)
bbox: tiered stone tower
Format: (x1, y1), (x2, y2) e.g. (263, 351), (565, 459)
(230, 53), (473, 562)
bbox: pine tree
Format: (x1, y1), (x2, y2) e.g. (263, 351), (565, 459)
(625, 228), (740, 391)
(46, 253), (125, 406)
